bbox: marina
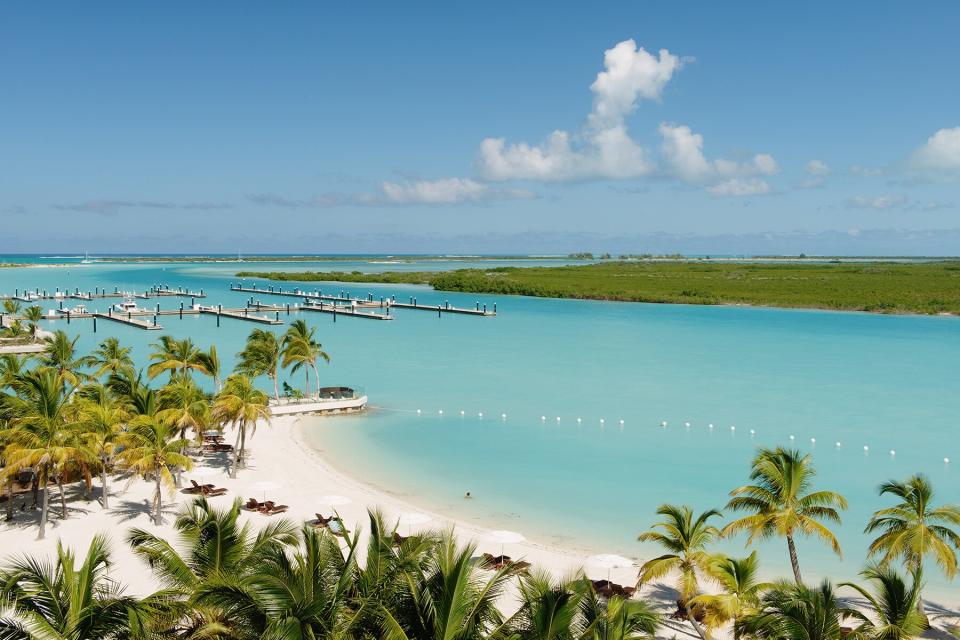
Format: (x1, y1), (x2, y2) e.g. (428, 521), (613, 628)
(231, 284), (496, 316)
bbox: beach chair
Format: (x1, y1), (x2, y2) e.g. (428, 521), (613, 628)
(245, 498), (263, 511)
(260, 503), (288, 515)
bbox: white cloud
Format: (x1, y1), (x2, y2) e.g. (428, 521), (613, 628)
(910, 127), (960, 174)
(378, 178), (531, 205)
(804, 159), (831, 176)
(845, 195), (907, 210)
(658, 123), (777, 194)
(707, 178), (772, 197)
(850, 165), (884, 177)
(477, 39), (678, 182)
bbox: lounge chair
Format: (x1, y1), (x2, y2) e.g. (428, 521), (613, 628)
(184, 480), (215, 495)
(392, 532), (408, 545)
(260, 503), (288, 516)
(245, 498), (263, 511)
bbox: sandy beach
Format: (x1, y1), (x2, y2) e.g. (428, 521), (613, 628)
(2, 413), (957, 636)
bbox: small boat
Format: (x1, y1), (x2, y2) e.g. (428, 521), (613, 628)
(113, 298), (141, 313)
(69, 304), (87, 314)
(81, 251), (93, 264)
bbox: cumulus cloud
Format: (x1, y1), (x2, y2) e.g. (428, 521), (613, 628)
(850, 165), (885, 177)
(910, 127), (960, 175)
(477, 40), (679, 182)
(844, 195), (953, 211)
(658, 123), (777, 194)
(248, 178), (533, 209)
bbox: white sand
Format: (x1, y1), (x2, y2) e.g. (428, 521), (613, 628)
(2, 414), (957, 634)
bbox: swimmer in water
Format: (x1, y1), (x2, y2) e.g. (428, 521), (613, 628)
(464, 491), (472, 499)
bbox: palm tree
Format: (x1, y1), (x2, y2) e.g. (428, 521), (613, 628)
(637, 504), (722, 640)
(107, 367), (158, 417)
(193, 523), (364, 638)
(378, 530), (514, 640)
(504, 571), (587, 639)
(117, 416), (192, 525)
(76, 393), (127, 510)
(158, 376), (210, 488)
(147, 335), (207, 381)
(90, 336), (134, 378)
(128, 497), (299, 638)
(0, 368), (79, 539)
(37, 329), (95, 386)
(722, 447), (848, 584)
(839, 565), (926, 640)
(22, 305), (43, 338)
(2, 298), (22, 315)
(578, 585), (661, 640)
(236, 328), (283, 401)
(689, 552), (770, 640)
(0, 534), (176, 639)
(281, 319), (330, 398)
(211, 373), (271, 478)
(194, 344), (222, 392)
(737, 580), (849, 640)
(0, 354), (30, 389)
(864, 473), (960, 615)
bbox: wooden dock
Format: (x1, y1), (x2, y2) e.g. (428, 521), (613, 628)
(93, 312), (163, 330)
(299, 302), (393, 321)
(230, 285), (495, 316)
(198, 307), (283, 325)
(1, 286), (207, 302)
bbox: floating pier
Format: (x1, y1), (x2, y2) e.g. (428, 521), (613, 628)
(93, 312), (163, 330)
(230, 285), (495, 316)
(197, 306), (283, 325)
(0, 286), (206, 302)
(299, 302), (393, 321)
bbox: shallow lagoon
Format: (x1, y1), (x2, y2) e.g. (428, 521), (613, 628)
(3, 258), (958, 593)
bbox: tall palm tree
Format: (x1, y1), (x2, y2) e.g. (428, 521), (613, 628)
(37, 329), (94, 386)
(194, 344), (222, 392)
(107, 367), (158, 417)
(128, 497), (299, 638)
(22, 305), (43, 338)
(863, 473), (960, 615)
(193, 523), (364, 639)
(147, 335), (207, 381)
(689, 552), (771, 640)
(0, 368), (79, 539)
(839, 565), (926, 640)
(211, 373), (271, 478)
(503, 571), (587, 639)
(76, 393), (127, 510)
(0, 354), (30, 389)
(90, 336), (134, 378)
(117, 416), (192, 525)
(737, 580), (849, 640)
(637, 504), (721, 640)
(158, 375), (209, 443)
(281, 319), (330, 398)
(722, 447), (847, 584)
(378, 530), (515, 640)
(0, 534), (176, 639)
(236, 328), (283, 401)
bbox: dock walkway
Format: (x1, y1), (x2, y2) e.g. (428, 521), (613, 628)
(230, 285), (495, 316)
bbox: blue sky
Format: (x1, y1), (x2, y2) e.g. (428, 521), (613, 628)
(1, 2), (959, 254)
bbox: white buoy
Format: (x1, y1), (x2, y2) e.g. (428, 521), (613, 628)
(889, 450), (895, 456)
(661, 421), (667, 427)
(708, 423), (714, 429)
(835, 441), (842, 448)
(750, 429), (755, 435)
(730, 425), (736, 432)
(460, 410), (465, 416)
(619, 419), (625, 425)
(478, 412), (483, 418)
(810, 438), (816, 444)
(438, 409), (443, 415)
(416, 409), (421, 414)
(501, 413), (507, 420)
(944, 457), (950, 464)
(685, 422), (691, 427)
(556, 416), (560, 422)
(599, 418), (605, 424)
(577, 417), (582, 423)
(789, 434), (795, 440)
(864, 445), (869, 452)
(541, 416), (546, 421)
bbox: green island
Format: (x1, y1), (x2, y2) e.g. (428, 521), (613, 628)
(237, 260), (960, 315)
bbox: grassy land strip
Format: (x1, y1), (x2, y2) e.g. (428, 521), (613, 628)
(237, 261), (960, 315)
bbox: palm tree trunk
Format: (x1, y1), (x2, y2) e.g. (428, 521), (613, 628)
(100, 456), (110, 510)
(153, 474), (162, 526)
(5, 479), (13, 522)
(39, 480), (49, 539)
(239, 420), (247, 468)
(786, 534), (803, 584)
(312, 363), (321, 398)
(57, 475), (67, 518)
(272, 374), (280, 401)
(304, 368), (310, 397)
(685, 605), (709, 640)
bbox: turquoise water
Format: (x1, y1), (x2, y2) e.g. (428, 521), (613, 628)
(2, 260), (958, 596)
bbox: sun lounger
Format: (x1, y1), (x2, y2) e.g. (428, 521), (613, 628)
(480, 553), (530, 572)
(260, 503), (288, 515)
(392, 532), (408, 545)
(245, 498), (264, 510)
(591, 580), (635, 599)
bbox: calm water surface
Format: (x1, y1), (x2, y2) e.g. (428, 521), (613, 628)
(2, 260), (957, 594)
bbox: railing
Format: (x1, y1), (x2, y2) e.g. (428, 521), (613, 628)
(272, 386), (365, 405)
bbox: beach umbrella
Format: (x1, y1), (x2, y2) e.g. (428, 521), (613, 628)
(249, 480), (281, 502)
(485, 529), (525, 558)
(318, 494), (352, 507)
(398, 511), (432, 534)
(587, 553), (635, 581)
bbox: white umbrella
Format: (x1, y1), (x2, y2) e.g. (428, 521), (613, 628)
(485, 529), (525, 558)
(587, 553), (635, 581)
(318, 494), (352, 507)
(249, 480), (281, 502)
(397, 512), (432, 534)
